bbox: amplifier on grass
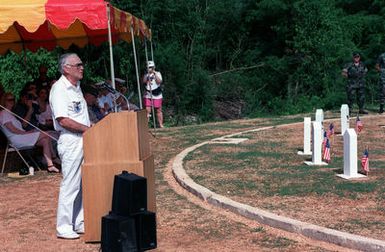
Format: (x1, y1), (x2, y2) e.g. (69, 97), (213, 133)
(112, 171), (147, 216)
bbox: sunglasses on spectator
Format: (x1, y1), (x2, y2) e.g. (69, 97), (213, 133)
(6, 98), (15, 101)
(65, 62), (84, 68)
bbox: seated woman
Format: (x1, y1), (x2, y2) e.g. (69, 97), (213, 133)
(0, 92), (60, 173)
(36, 87), (54, 130)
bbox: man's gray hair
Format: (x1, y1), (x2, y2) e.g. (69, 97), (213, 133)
(58, 53), (78, 74)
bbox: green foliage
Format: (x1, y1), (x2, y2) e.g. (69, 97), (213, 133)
(3, 0), (385, 123)
(0, 49), (58, 96)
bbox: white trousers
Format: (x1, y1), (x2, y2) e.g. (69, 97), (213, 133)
(56, 134), (84, 236)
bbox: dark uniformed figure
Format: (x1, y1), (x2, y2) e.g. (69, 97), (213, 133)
(375, 52), (385, 113)
(342, 52), (368, 114)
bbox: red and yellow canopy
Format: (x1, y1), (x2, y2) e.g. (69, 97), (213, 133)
(0, 0), (151, 54)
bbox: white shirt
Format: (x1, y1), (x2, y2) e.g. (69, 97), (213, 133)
(49, 75), (90, 134)
(144, 71), (163, 99)
(37, 102), (53, 125)
(0, 110), (40, 148)
(97, 94), (114, 112)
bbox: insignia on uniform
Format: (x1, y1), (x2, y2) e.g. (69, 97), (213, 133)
(73, 101), (81, 113)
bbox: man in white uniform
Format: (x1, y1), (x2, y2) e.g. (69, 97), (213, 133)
(49, 53), (91, 239)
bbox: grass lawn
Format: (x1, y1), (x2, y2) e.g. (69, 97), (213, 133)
(182, 113), (385, 241)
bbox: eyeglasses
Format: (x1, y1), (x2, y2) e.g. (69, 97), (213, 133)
(6, 98), (15, 101)
(65, 62), (84, 69)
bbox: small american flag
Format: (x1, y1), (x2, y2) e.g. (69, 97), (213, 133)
(322, 131), (327, 152)
(361, 149), (369, 174)
(323, 138), (331, 163)
(327, 123), (335, 138)
(356, 116), (363, 133)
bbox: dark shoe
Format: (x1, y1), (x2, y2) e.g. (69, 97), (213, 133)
(379, 105), (384, 114)
(359, 110), (368, 114)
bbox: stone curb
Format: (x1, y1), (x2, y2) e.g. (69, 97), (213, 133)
(171, 122), (385, 252)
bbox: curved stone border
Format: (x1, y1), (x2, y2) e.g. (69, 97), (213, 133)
(172, 122), (385, 252)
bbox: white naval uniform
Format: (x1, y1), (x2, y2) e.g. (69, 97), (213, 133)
(49, 75), (90, 237)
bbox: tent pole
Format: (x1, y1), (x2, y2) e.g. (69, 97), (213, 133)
(144, 39), (157, 133)
(131, 26), (143, 109)
(144, 38), (149, 64)
(106, 4), (116, 90)
(150, 29), (154, 62)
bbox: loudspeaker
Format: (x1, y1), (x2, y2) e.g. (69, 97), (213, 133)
(101, 213), (138, 252)
(133, 211), (157, 251)
(101, 212), (157, 252)
(112, 171), (147, 215)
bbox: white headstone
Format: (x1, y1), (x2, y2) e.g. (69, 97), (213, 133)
(298, 117), (312, 155)
(337, 128), (366, 179)
(316, 109), (325, 140)
(340, 104), (349, 135)
(304, 121), (327, 166)
(315, 109), (324, 125)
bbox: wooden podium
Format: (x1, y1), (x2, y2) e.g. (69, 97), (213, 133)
(82, 110), (156, 242)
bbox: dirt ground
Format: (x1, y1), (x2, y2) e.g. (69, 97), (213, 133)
(0, 114), (376, 252)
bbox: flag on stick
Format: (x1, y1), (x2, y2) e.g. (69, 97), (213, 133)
(361, 149), (369, 175)
(323, 138), (331, 163)
(322, 131), (327, 153)
(327, 123), (335, 138)
(356, 116), (363, 133)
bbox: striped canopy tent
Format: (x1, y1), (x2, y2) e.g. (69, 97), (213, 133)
(0, 0), (151, 93)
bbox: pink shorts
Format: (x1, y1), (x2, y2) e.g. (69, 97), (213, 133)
(143, 98), (162, 108)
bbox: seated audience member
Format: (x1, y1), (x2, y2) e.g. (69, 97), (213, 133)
(26, 82), (38, 101)
(84, 89), (104, 124)
(108, 79), (139, 111)
(97, 86), (114, 115)
(33, 65), (54, 90)
(13, 88), (40, 130)
(0, 93), (60, 173)
(36, 87), (54, 130)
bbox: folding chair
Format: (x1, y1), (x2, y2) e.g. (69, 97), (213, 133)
(0, 131), (41, 174)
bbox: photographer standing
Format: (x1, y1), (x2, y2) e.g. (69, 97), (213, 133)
(142, 61), (164, 128)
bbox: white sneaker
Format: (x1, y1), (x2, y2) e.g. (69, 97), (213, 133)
(74, 225), (84, 234)
(57, 231), (80, 239)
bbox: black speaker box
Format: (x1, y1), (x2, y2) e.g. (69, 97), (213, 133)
(101, 213), (138, 252)
(133, 211), (157, 251)
(101, 211), (157, 252)
(112, 171), (147, 216)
